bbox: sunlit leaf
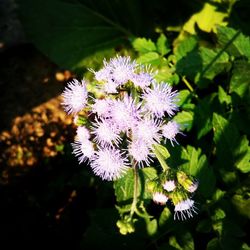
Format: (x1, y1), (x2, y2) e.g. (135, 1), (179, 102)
(182, 2), (228, 34)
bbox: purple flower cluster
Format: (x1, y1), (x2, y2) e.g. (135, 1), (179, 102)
(62, 55), (181, 181)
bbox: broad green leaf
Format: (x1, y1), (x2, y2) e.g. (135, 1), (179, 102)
(175, 48), (202, 81)
(156, 34), (170, 56)
(182, 146), (216, 197)
(174, 36), (198, 61)
(194, 94), (217, 140)
(132, 37), (156, 54)
(230, 60), (250, 97)
(173, 231), (194, 250)
(136, 52), (161, 65)
(182, 2), (228, 34)
(197, 47), (230, 87)
(213, 113), (250, 173)
(19, 0), (133, 69)
(167, 145), (216, 197)
(114, 167), (157, 203)
(217, 26), (250, 60)
(173, 110), (194, 131)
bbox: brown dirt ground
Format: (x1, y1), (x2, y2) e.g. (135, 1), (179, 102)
(0, 43), (75, 184)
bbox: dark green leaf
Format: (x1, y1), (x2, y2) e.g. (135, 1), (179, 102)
(19, 0), (134, 69)
(114, 167), (157, 203)
(213, 113), (250, 173)
(217, 26), (250, 60)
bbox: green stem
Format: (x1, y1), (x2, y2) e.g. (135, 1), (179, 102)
(182, 76), (194, 92)
(130, 160), (139, 217)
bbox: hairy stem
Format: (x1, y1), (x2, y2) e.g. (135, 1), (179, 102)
(130, 160), (139, 217)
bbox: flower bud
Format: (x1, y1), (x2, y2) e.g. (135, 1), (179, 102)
(152, 192), (168, 205)
(176, 171), (198, 193)
(162, 180), (176, 192)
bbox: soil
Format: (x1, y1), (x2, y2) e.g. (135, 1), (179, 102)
(0, 43), (93, 249)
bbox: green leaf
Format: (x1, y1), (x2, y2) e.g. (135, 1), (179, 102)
(231, 194), (250, 219)
(207, 238), (220, 250)
(19, 0), (132, 70)
(159, 207), (172, 228)
(157, 34), (171, 56)
(176, 90), (192, 108)
(218, 86), (231, 105)
(217, 26), (250, 60)
(182, 2), (228, 34)
(174, 36), (198, 61)
(136, 52), (161, 65)
(152, 144), (170, 171)
(132, 37), (157, 54)
(173, 110), (194, 131)
(196, 219), (212, 233)
(230, 60), (250, 97)
(212, 113), (250, 173)
(146, 219), (158, 236)
(197, 47), (230, 87)
(194, 94), (217, 139)
(179, 146), (216, 198)
(114, 167), (157, 203)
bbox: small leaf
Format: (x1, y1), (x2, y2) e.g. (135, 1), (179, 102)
(132, 37), (157, 54)
(159, 207), (172, 228)
(157, 34), (170, 56)
(136, 52), (161, 65)
(146, 219), (158, 236)
(218, 86), (231, 105)
(173, 110), (194, 131)
(231, 194), (250, 219)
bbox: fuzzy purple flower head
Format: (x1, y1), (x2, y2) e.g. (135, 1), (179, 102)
(62, 55), (181, 181)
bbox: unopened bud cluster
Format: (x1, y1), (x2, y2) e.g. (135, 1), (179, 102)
(148, 170), (198, 220)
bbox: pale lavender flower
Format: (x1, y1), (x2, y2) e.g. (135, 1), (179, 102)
(163, 180), (176, 192)
(174, 198), (197, 220)
(62, 79), (88, 114)
(92, 66), (111, 82)
(72, 140), (95, 163)
(187, 180), (199, 193)
(108, 56), (137, 85)
(153, 192), (168, 205)
(76, 126), (90, 141)
(92, 118), (121, 146)
(142, 81), (178, 118)
(132, 118), (162, 145)
(92, 98), (112, 118)
(128, 140), (153, 167)
(103, 80), (119, 94)
(110, 94), (141, 132)
(131, 65), (154, 89)
(162, 121), (180, 145)
(90, 146), (129, 181)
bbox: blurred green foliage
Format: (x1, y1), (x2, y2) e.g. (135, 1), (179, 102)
(18, 0), (250, 249)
